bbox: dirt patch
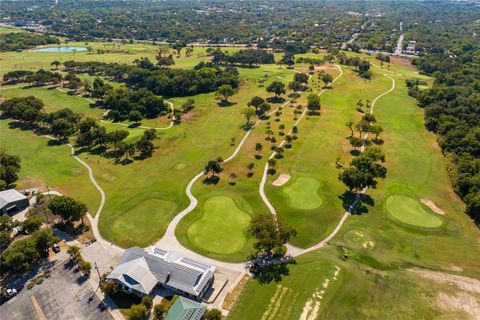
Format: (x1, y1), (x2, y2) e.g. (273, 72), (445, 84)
(222, 273), (250, 310)
(390, 56), (415, 70)
(273, 173), (291, 186)
(421, 198), (445, 215)
(408, 268), (480, 294)
(436, 291), (480, 319)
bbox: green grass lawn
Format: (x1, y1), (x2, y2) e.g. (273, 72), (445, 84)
(228, 248), (472, 320)
(187, 196), (251, 255)
(282, 177), (324, 210)
(0, 119), (100, 212)
(228, 54), (480, 319)
(386, 195), (443, 228)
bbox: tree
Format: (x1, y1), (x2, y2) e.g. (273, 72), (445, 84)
(136, 136), (155, 158)
(339, 155), (387, 192)
(50, 118), (77, 141)
(0, 230), (11, 251)
(364, 146), (386, 162)
(255, 143), (263, 158)
(21, 215), (42, 234)
(67, 245), (81, 260)
(370, 124), (384, 141)
(78, 259), (92, 275)
(204, 309), (222, 320)
(288, 81), (303, 95)
(51, 60), (61, 70)
(204, 159), (223, 178)
(241, 107), (256, 125)
(307, 94), (321, 114)
(266, 81), (286, 97)
(153, 304), (168, 320)
(346, 121), (354, 137)
(0, 149), (21, 190)
(129, 110), (143, 123)
(141, 296), (153, 310)
(294, 72), (309, 84)
(228, 173), (237, 185)
(247, 214), (297, 283)
(321, 73), (333, 88)
(127, 304), (149, 320)
(349, 136), (364, 150)
(247, 162), (255, 176)
(48, 196), (88, 224)
(248, 96), (265, 109)
(355, 120), (371, 137)
(215, 84), (236, 103)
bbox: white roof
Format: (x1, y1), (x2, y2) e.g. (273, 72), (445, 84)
(107, 257), (158, 295)
(0, 189), (28, 209)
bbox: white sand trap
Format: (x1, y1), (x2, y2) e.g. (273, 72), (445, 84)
(421, 198), (445, 215)
(273, 173), (291, 186)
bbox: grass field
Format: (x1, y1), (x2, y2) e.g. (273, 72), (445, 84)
(187, 196), (252, 255)
(228, 248), (475, 319)
(386, 195), (443, 228)
(228, 55), (480, 319)
(282, 177), (324, 210)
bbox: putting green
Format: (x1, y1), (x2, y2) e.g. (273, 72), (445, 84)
(187, 196), (250, 254)
(283, 177), (323, 210)
(386, 195), (443, 228)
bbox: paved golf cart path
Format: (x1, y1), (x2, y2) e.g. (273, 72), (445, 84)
(286, 68), (396, 256)
(57, 62), (396, 271)
(154, 95), (300, 271)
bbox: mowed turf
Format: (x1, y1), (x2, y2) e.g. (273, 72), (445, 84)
(0, 119), (100, 212)
(187, 196), (251, 254)
(282, 177), (323, 210)
(386, 195), (443, 228)
(228, 248), (468, 319)
(110, 197), (178, 247)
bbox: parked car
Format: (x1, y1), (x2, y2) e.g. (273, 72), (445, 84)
(6, 289), (17, 298)
(52, 243), (60, 253)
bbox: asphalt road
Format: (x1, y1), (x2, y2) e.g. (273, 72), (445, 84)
(0, 260), (112, 320)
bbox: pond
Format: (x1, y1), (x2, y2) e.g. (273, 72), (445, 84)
(32, 46), (89, 52)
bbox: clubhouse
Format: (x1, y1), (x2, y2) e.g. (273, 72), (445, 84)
(107, 247), (215, 299)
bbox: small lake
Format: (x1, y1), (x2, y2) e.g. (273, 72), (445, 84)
(32, 46), (88, 52)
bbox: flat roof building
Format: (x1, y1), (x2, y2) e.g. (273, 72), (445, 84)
(107, 247), (215, 299)
(0, 189), (29, 215)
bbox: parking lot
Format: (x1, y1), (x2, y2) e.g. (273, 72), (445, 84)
(0, 260), (112, 320)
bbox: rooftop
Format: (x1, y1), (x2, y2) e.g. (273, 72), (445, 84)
(0, 189), (27, 208)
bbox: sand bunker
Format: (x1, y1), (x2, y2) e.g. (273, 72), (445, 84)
(421, 198), (445, 215)
(273, 174), (291, 186)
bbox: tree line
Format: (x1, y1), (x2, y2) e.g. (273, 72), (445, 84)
(410, 40), (480, 224)
(211, 49), (275, 67)
(0, 96), (158, 163)
(0, 32), (59, 52)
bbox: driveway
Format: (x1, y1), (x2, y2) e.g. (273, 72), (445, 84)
(0, 260), (112, 320)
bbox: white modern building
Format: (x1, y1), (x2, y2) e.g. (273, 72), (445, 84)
(107, 247), (215, 299)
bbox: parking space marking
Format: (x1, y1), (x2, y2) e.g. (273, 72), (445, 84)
(31, 296), (47, 320)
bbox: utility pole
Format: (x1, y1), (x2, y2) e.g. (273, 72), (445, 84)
(94, 262), (102, 293)
(46, 186), (52, 201)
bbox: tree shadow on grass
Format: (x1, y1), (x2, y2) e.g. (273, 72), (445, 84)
(217, 100), (236, 108)
(266, 97), (285, 104)
(203, 175), (220, 185)
(339, 190), (375, 215)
